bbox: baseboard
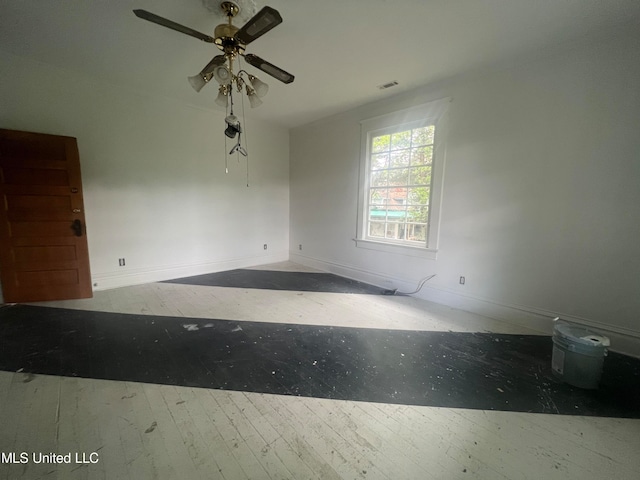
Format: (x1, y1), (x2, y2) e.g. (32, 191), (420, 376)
(92, 251), (289, 291)
(290, 252), (640, 358)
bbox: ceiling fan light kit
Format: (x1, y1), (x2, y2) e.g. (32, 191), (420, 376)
(188, 74), (208, 93)
(247, 74), (268, 97)
(134, 1), (293, 96)
(246, 87), (262, 108)
(212, 65), (232, 84)
(215, 84), (231, 106)
(133, 1), (294, 176)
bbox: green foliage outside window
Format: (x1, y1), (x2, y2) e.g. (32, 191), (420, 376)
(367, 125), (434, 243)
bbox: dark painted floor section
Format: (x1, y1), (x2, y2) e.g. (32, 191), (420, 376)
(162, 269), (387, 294)
(1, 305), (638, 418)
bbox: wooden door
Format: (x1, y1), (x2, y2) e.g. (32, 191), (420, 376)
(0, 129), (92, 302)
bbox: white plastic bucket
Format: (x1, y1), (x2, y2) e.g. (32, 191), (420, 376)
(551, 322), (609, 389)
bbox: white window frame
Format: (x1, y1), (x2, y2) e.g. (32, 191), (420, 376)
(355, 98), (450, 259)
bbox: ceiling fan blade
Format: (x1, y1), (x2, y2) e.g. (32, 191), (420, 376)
(234, 6), (282, 45)
(133, 9), (215, 43)
(200, 55), (227, 75)
(244, 54), (295, 84)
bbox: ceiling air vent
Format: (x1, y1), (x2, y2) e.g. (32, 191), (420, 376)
(378, 81), (399, 90)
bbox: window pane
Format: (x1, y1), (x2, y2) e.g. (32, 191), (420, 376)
(388, 168), (409, 186)
(407, 206), (429, 223)
(411, 145), (433, 165)
(426, 126), (435, 144)
(409, 166), (431, 186)
(386, 223), (406, 240)
(386, 210), (406, 222)
(388, 187), (407, 205)
(370, 170), (388, 187)
(369, 188), (387, 205)
(408, 186), (430, 205)
(407, 224), (427, 242)
(411, 127), (430, 146)
(369, 206), (386, 221)
(369, 222), (385, 237)
(390, 130), (411, 150)
(372, 135), (390, 153)
(387, 206), (404, 214)
(409, 125), (435, 146)
(390, 150), (410, 168)
(371, 153), (389, 170)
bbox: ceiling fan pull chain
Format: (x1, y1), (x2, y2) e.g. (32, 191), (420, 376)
(224, 100), (229, 174)
(238, 76), (250, 187)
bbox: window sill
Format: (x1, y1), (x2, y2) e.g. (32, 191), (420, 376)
(353, 238), (438, 260)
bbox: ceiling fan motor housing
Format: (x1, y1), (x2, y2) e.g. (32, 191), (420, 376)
(214, 23), (244, 56)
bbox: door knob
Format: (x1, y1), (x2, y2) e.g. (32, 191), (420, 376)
(71, 219), (83, 237)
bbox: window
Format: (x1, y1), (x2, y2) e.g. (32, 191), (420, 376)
(367, 124), (434, 244)
(356, 98), (449, 258)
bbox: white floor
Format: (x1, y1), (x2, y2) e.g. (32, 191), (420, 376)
(1, 262), (638, 479)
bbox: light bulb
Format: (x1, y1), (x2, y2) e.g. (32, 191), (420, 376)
(213, 65), (232, 85)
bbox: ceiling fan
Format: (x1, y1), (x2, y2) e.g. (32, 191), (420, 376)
(133, 1), (294, 108)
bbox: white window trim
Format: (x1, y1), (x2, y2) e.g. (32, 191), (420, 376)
(355, 98), (451, 259)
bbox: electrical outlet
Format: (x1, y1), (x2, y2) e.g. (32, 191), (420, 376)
(263, 244), (268, 250)
(299, 244), (303, 250)
(459, 276), (465, 285)
(119, 258), (126, 267)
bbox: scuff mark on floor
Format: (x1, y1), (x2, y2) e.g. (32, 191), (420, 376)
(144, 421), (157, 433)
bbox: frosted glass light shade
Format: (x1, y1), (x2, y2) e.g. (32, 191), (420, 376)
(188, 74), (207, 92)
(213, 65), (232, 85)
(247, 91), (263, 108)
(215, 87), (229, 107)
(249, 75), (269, 97)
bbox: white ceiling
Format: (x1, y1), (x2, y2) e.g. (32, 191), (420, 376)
(1, 0), (639, 128)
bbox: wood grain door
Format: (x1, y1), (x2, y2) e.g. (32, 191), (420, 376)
(0, 129), (92, 302)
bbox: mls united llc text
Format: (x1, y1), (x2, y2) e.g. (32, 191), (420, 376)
(1, 452), (99, 464)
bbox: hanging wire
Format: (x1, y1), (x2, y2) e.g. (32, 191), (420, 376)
(383, 274), (437, 295)
(238, 57), (250, 187)
(224, 89), (229, 174)
(219, 57), (251, 184)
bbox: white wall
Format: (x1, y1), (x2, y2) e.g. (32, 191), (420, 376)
(0, 50), (290, 291)
(289, 26), (640, 355)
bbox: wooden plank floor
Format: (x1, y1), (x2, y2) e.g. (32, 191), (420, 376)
(1, 261), (639, 479)
(1, 372), (638, 480)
